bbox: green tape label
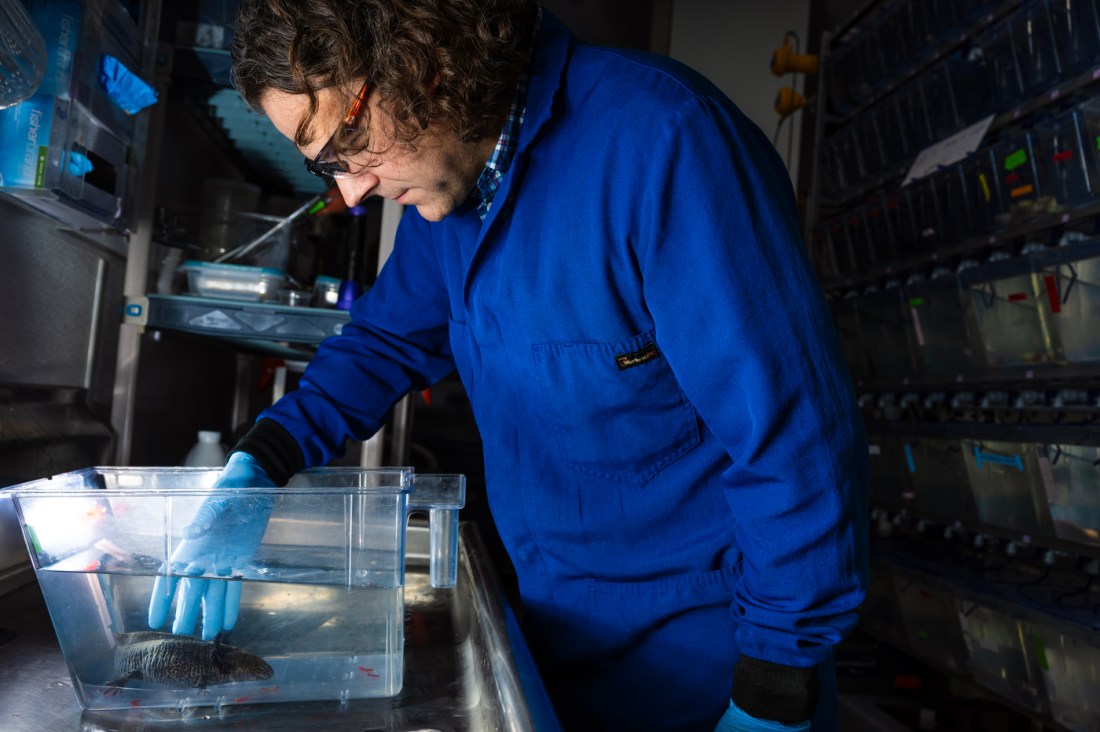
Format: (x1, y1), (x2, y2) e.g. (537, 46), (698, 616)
(908, 297), (925, 307)
(1033, 634), (1049, 671)
(1005, 149), (1028, 171)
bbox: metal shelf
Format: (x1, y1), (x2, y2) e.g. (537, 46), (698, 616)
(123, 293), (350, 346)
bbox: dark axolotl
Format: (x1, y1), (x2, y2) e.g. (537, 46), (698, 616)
(106, 631), (273, 691)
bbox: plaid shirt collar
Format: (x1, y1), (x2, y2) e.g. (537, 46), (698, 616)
(474, 12), (540, 220)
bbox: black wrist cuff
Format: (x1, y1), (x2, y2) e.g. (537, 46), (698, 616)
(230, 418), (304, 486)
(730, 655), (819, 724)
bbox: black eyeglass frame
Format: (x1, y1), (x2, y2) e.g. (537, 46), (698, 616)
(303, 81), (370, 179)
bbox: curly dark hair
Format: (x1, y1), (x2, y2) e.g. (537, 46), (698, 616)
(230, 0), (538, 158)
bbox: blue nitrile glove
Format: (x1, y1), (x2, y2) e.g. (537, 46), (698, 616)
(148, 452), (276, 640)
(715, 700), (811, 732)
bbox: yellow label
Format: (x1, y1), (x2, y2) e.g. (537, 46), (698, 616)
(979, 173), (991, 202)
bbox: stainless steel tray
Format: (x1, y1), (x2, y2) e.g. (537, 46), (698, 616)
(0, 522), (561, 731)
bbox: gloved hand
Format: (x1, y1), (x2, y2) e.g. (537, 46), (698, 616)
(148, 452), (276, 640)
(715, 700), (811, 732)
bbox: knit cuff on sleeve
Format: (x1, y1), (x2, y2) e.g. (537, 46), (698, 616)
(230, 418), (305, 487)
(730, 655), (819, 724)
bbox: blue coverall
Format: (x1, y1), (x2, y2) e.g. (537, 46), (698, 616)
(252, 10), (869, 731)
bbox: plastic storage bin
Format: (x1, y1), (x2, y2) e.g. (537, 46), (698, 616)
(860, 564), (909, 647)
(907, 175), (944, 252)
(1047, 0), (1100, 76)
(1032, 108), (1097, 207)
(934, 161), (975, 244)
(903, 436), (974, 521)
(960, 147), (1006, 233)
(904, 268), (982, 375)
(1041, 443), (1100, 548)
(957, 600), (1050, 714)
(877, 0), (920, 77)
(825, 214), (857, 275)
(1010, 1), (1063, 93)
(886, 186), (921, 259)
(963, 254), (1058, 366)
(864, 194), (897, 263)
(996, 131), (1060, 225)
(180, 260), (287, 302)
(857, 282), (921, 381)
(918, 62), (962, 141)
(961, 440), (1054, 535)
(1030, 619), (1100, 732)
(971, 22), (1026, 113)
(4, 467), (466, 711)
(892, 80), (934, 158)
(894, 574), (970, 671)
(867, 433), (913, 513)
(830, 291), (869, 380)
(1038, 246), (1100, 363)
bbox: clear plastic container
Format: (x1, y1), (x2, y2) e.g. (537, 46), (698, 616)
(963, 257), (1058, 366)
(1032, 109), (1096, 207)
(960, 147), (1006, 232)
(904, 269), (982, 375)
(1037, 247), (1100, 364)
(1010, 1), (1063, 94)
(829, 291), (869, 380)
(1039, 443), (1100, 548)
(863, 195), (897, 263)
(1047, 0), (1100, 77)
(961, 440), (1054, 535)
(956, 600), (1050, 714)
(180, 260), (287, 302)
(1030, 619), (1100, 731)
(857, 282), (921, 381)
(886, 187), (920, 259)
(971, 22), (1026, 113)
(3, 467), (466, 711)
(894, 574), (970, 672)
(996, 131), (1061, 224)
(907, 176), (944, 253)
(825, 214), (856, 275)
(893, 80), (934, 157)
(903, 436), (975, 521)
(935, 161), (975, 244)
(867, 433), (913, 513)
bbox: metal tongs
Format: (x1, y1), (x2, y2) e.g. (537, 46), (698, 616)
(212, 193), (323, 264)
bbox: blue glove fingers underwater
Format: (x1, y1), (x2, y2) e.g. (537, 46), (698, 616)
(715, 700), (811, 732)
(147, 452), (277, 638)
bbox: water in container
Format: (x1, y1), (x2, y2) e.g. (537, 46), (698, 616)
(1041, 443), (1100, 546)
(4, 467), (466, 711)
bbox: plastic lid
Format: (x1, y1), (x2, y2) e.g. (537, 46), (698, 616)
(197, 430), (222, 443)
(181, 260), (286, 277)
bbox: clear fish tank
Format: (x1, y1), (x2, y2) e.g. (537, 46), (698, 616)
(4, 467), (465, 711)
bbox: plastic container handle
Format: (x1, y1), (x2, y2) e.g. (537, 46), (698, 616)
(408, 474), (466, 588)
(973, 445), (1024, 472)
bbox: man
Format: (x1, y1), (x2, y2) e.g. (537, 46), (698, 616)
(155, 1), (869, 729)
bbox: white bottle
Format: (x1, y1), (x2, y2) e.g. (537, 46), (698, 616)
(183, 430), (227, 467)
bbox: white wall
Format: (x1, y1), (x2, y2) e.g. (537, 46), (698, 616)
(668, 0), (812, 185)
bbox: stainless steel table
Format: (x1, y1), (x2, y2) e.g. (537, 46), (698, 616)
(0, 522), (561, 731)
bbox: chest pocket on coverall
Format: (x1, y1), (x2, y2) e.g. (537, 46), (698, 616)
(532, 331), (700, 484)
